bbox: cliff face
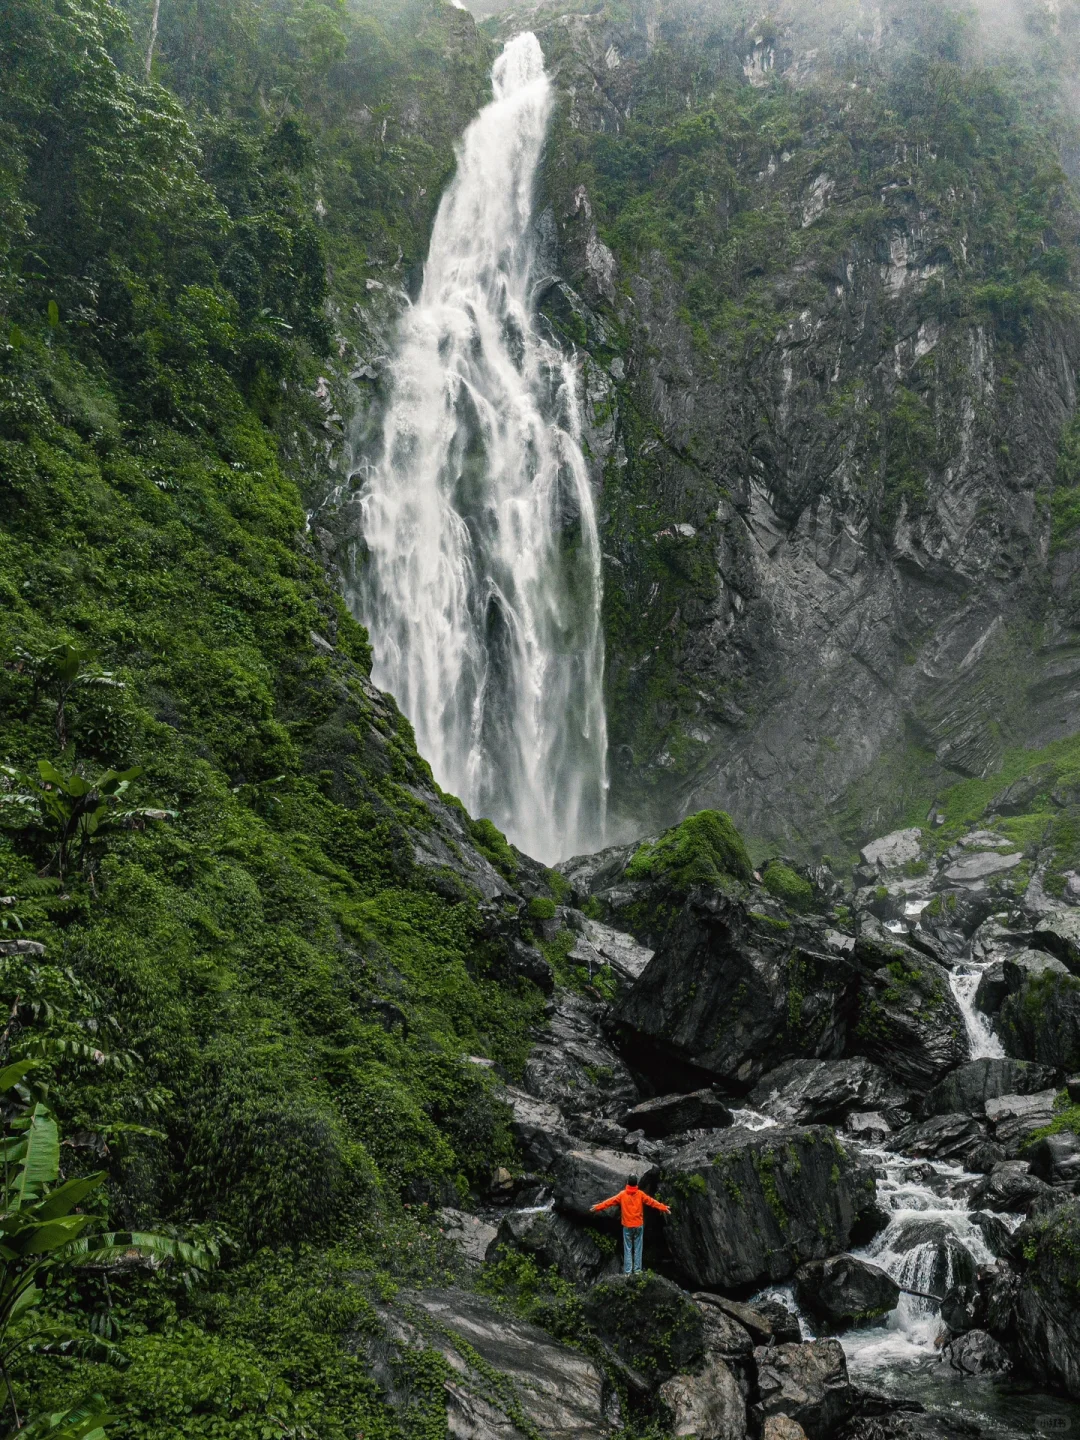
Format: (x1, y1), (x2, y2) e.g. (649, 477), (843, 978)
(517, 0), (1080, 857)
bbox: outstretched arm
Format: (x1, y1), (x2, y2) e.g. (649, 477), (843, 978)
(641, 1191), (671, 1214)
(590, 1191), (624, 1213)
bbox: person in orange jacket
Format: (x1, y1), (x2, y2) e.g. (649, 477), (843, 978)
(591, 1172), (671, 1274)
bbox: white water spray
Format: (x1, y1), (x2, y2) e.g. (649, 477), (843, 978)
(345, 33), (607, 863)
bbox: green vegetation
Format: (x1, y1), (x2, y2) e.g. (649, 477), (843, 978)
(626, 809), (753, 892)
(762, 862), (815, 913)
(0, 0), (554, 1433)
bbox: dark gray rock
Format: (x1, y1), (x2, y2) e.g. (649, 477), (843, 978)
(752, 1298), (802, 1345)
(922, 1058), (1059, 1116)
(965, 1140), (1007, 1173)
(372, 1287), (619, 1440)
(970, 1160), (1055, 1213)
(1067, 1074), (1080, 1103)
(1002, 949), (1070, 991)
(747, 1058), (909, 1125)
(984, 1090), (1059, 1152)
(974, 963), (1008, 1016)
(998, 968), (1080, 1070)
(794, 1255), (900, 1329)
(846, 1111), (893, 1143)
(849, 938), (967, 1089)
(695, 1299), (755, 1358)
(553, 1147), (658, 1218)
(941, 1329), (1011, 1376)
(753, 1339), (854, 1440)
(658, 1356), (746, 1440)
(969, 1211), (1019, 1260)
(1031, 910), (1080, 975)
(502, 1087), (573, 1171)
(525, 992), (639, 1120)
(612, 895), (856, 1088)
(619, 1090), (733, 1137)
(1027, 1130), (1080, 1186)
(891, 1113), (988, 1164)
(1008, 1198), (1080, 1398)
(885, 1219), (976, 1297)
(583, 1272), (705, 1385)
(694, 1293), (777, 1345)
(489, 1208), (610, 1284)
(661, 1125), (876, 1290)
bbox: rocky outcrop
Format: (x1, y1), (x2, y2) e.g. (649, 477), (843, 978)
(1005, 1199), (1080, 1399)
(794, 1256), (900, 1330)
(661, 1125), (876, 1290)
(998, 968), (1080, 1069)
(849, 939), (967, 1089)
(489, 1208), (611, 1284)
(524, 992), (639, 1122)
(612, 893), (856, 1088)
(748, 1059), (909, 1125)
(620, 1090), (734, 1137)
(753, 1340), (855, 1440)
(583, 1272), (705, 1385)
(371, 1287), (620, 1440)
(941, 1330), (1012, 1376)
(659, 1356), (746, 1440)
(553, 1146), (658, 1218)
(922, 1058), (1059, 1116)
(890, 1114), (989, 1165)
(528, 0), (1080, 858)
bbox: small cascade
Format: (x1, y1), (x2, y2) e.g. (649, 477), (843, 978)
(950, 962), (1006, 1060)
(341, 32), (608, 864)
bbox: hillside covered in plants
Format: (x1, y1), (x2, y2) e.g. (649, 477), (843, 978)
(4, 1), (1080, 1439)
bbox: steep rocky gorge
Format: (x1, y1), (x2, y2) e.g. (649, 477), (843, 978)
(504, 0), (1080, 854)
(385, 806), (1080, 1440)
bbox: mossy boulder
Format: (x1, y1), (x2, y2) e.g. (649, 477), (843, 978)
(998, 969), (1080, 1070)
(661, 1125), (876, 1291)
(583, 1272), (706, 1384)
(625, 810), (753, 893)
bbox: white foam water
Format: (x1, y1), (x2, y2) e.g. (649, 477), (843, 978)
(343, 33), (607, 863)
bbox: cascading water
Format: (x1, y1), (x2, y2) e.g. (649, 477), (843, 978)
(343, 33), (607, 863)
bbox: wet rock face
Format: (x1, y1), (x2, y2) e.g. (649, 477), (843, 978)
(885, 1218), (977, 1297)
(489, 1208), (611, 1285)
(794, 1255), (900, 1330)
(748, 1058), (909, 1126)
(922, 1058), (1059, 1116)
(661, 1124), (875, 1290)
(620, 1090), (734, 1137)
(524, 991), (639, 1121)
(1007, 1199), (1080, 1399)
(998, 968), (1080, 1069)
(941, 1330), (1012, 1376)
(849, 939), (968, 1089)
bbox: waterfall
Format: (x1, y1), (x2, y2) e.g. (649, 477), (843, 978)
(344, 32), (608, 864)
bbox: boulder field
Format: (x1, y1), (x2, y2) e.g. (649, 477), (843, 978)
(372, 818), (1080, 1440)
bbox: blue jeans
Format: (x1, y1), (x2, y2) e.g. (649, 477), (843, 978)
(623, 1225), (643, 1274)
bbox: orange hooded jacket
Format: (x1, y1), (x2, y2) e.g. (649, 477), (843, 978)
(591, 1184), (670, 1228)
